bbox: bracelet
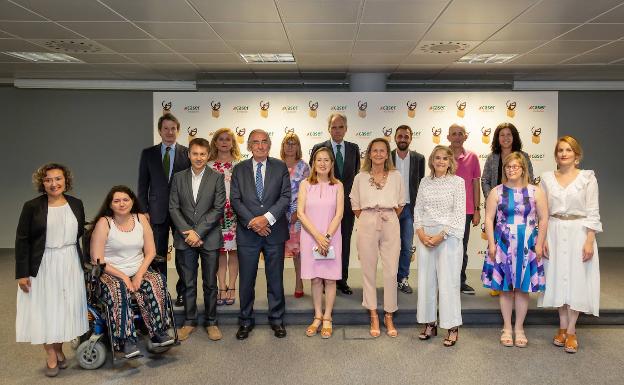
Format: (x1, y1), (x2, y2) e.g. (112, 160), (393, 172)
(324, 233), (331, 240)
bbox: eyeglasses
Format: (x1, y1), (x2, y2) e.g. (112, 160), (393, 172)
(504, 165), (522, 171)
(251, 140), (269, 146)
(285, 141), (297, 146)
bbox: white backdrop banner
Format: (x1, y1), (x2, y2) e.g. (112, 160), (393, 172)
(154, 91), (558, 270)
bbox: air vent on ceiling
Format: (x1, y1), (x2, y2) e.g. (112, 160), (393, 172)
(42, 40), (103, 54)
(418, 42), (471, 54)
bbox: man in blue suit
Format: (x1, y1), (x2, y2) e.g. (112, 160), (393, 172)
(230, 129), (291, 340)
(138, 113), (190, 306)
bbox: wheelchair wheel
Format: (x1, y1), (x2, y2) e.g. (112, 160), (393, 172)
(77, 340), (107, 370)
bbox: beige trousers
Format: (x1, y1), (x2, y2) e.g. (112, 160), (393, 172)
(356, 208), (401, 313)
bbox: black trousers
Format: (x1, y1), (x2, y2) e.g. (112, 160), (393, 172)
(237, 242), (285, 327)
(460, 214), (474, 285)
(151, 219), (185, 298)
(339, 210), (355, 285)
(178, 247), (219, 326)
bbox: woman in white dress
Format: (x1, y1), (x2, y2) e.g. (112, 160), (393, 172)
(15, 163), (88, 377)
(539, 136), (602, 354)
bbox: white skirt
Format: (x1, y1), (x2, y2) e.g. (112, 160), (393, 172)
(538, 218), (600, 316)
(16, 245), (88, 344)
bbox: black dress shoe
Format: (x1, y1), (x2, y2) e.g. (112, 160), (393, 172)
(236, 325), (254, 340)
(337, 283), (353, 295)
(271, 324), (287, 338)
(174, 295), (184, 307)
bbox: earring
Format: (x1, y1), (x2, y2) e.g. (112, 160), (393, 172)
(574, 159), (579, 165)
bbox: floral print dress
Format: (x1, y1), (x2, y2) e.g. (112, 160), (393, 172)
(285, 159), (310, 257)
(208, 160), (238, 251)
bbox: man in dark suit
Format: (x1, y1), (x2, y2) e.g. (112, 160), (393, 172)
(169, 137), (226, 341)
(138, 113), (190, 306)
(390, 125), (425, 294)
(310, 113), (360, 295)
(230, 129), (291, 340)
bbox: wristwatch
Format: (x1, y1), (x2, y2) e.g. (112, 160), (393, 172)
(324, 233), (332, 240)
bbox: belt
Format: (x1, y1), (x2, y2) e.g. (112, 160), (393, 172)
(550, 214), (586, 220)
(363, 207), (394, 231)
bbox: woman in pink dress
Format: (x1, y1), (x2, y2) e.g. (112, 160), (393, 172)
(298, 147), (344, 338)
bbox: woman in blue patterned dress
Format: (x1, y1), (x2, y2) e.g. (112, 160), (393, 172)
(482, 152), (549, 348)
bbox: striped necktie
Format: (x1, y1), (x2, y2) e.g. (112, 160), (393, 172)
(255, 162), (263, 200)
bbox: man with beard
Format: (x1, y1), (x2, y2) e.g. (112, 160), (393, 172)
(390, 125), (425, 294)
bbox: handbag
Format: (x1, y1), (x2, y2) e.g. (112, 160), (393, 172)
(313, 245), (336, 260)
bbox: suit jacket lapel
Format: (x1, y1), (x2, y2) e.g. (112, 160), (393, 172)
(195, 167), (210, 205)
(342, 141), (353, 179)
(262, 158), (272, 201)
(184, 169), (196, 207)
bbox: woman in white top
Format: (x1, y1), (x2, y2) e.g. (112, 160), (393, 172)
(414, 145), (466, 347)
(538, 136), (602, 354)
(90, 186), (173, 359)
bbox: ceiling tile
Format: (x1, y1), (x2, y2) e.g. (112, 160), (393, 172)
(509, 53), (575, 64)
(559, 23), (624, 40)
(357, 23), (429, 40)
(530, 40), (610, 54)
(197, 63), (250, 71)
(298, 64), (348, 71)
(490, 23), (580, 40)
(69, 53), (134, 63)
(59, 22), (150, 39)
(585, 40), (624, 55)
(424, 23), (504, 41)
(100, 0), (202, 22)
(226, 40), (292, 52)
(136, 22), (219, 40)
(292, 40), (353, 54)
(182, 53), (243, 63)
(144, 63), (198, 71)
(211, 23), (287, 40)
(12, 0), (123, 21)
(353, 40), (415, 54)
(349, 64), (397, 72)
(592, 3), (624, 22)
(278, 0), (361, 23)
(362, 1), (447, 23)
(350, 53), (405, 65)
(249, 63), (299, 71)
(118, 72), (169, 80)
(0, 30), (13, 38)
(437, 0), (537, 23)
(254, 72), (302, 79)
(190, 0), (281, 22)
(0, 52), (26, 62)
(124, 53), (189, 63)
(161, 39), (231, 53)
(563, 53), (624, 64)
(515, 0), (624, 23)
(0, 21), (80, 38)
(470, 40), (545, 54)
(97, 39), (172, 53)
(296, 53), (351, 65)
(201, 72), (257, 80)
(16, 71), (123, 79)
(90, 63), (149, 72)
(404, 53), (464, 64)
(286, 23), (357, 40)
(0, 1), (44, 21)
(301, 72), (347, 79)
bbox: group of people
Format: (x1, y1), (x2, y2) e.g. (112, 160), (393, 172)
(15, 111), (602, 376)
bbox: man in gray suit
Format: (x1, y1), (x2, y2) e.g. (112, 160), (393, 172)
(169, 137), (226, 342)
(230, 129), (291, 340)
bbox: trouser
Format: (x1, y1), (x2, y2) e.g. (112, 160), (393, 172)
(397, 203), (414, 281)
(357, 208), (401, 313)
(100, 269), (169, 348)
(177, 248), (219, 326)
(339, 210), (355, 285)
(417, 225), (463, 329)
(460, 214), (473, 285)
(238, 242), (285, 327)
(152, 219), (185, 298)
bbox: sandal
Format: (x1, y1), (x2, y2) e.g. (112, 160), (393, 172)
(305, 317), (322, 337)
(321, 318), (333, 339)
(443, 327), (459, 347)
(500, 329), (514, 347)
(553, 328), (567, 347)
(514, 329), (528, 348)
(418, 322), (437, 340)
(564, 334), (578, 354)
(225, 288), (236, 306)
(384, 312), (398, 338)
(217, 288), (227, 306)
(369, 310), (380, 338)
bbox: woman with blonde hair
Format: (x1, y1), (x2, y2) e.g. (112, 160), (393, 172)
(208, 128), (241, 306)
(538, 136), (602, 353)
(415, 145), (465, 346)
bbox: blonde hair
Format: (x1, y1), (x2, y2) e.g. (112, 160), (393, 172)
(361, 138), (395, 172)
(555, 135), (583, 165)
(208, 128), (241, 161)
(308, 147), (339, 185)
(280, 132), (302, 161)
(502, 151), (530, 186)
(427, 145), (457, 177)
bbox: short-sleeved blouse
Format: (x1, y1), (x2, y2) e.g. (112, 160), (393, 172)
(349, 170), (406, 210)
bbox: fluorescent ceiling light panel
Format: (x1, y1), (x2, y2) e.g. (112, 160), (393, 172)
(3, 51), (83, 63)
(457, 54), (517, 64)
(13, 79), (197, 91)
(240, 53), (295, 63)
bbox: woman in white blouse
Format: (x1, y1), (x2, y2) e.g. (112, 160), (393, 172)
(414, 145), (466, 347)
(538, 136), (602, 354)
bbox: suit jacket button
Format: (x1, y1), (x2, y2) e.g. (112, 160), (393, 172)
(260, 205), (264, 208)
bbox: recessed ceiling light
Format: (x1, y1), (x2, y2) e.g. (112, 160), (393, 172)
(457, 54), (517, 64)
(2, 51), (83, 63)
(419, 42), (471, 54)
(240, 53), (295, 63)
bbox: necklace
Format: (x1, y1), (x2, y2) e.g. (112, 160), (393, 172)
(368, 171), (388, 190)
(112, 215), (135, 232)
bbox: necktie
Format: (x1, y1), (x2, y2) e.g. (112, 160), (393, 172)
(163, 146), (171, 180)
(255, 162), (263, 200)
(335, 144), (344, 176)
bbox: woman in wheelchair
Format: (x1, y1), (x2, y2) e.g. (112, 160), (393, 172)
(89, 185), (174, 358)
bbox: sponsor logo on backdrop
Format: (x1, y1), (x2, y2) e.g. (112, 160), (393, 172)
(479, 153), (489, 160)
(528, 105), (546, 112)
(184, 105), (200, 114)
(379, 105), (397, 113)
(162, 100), (172, 115)
(382, 127), (393, 141)
(479, 105), (495, 112)
(529, 153), (545, 161)
(357, 101), (368, 118)
(284, 126), (295, 134)
(308, 101), (319, 118)
(533, 176), (541, 185)
(481, 126), (492, 144)
(429, 105), (446, 112)
(456, 100), (467, 118)
(232, 105), (249, 113)
(306, 130), (323, 137)
(413, 129), (422, 138)
(480, 223), (487, 240)
(241, 152), (250, 159)
(308, 148), (314, 157)
(506, 100), (517, 118)
(432, 127), (442, 144)
(407, 101), (417, 118)
(282, 105), (298, 113)
(259, 100), (270, 118)
(209, 101), (220, 118)
(187, 127), (197, 144)
(235, 126), (246, 144)
(359, 150), (367, 159)
(531, 126), (542, 144)
(356, 130), (373, 137)
(330, 105), (347, 111)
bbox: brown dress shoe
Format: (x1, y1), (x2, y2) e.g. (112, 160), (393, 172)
(206, 326), (223, 341)
(177, 325), (196, 341)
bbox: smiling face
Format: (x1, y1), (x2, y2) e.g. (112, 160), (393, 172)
(215, 131), (233, 154)
(433, 149), (450, 176)
(42, 168), (65, 198)
(498, 127), (513, 150)
(504, 158), (524, 183)
(249, 131), (270, 161)
(447, 125), (467, 148)
(110, 192), (133, 216)
(556, 140), (579, 168)
(314, 149), (333, 177)
(395, 128), (411, 151)
(368, 140), (388, 167)
(189, 143), (209, 171)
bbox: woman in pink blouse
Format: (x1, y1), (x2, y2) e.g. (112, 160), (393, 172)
(350, 138), (405, 338)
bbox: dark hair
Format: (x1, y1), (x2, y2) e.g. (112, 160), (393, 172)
(158, 113), (180, 131)
(395, 124), (413, 138)
(189, 137), (210, 151)
(491, 122), (523, 154)
(32, 163), (73, 193)
(87, 185), (141, 237)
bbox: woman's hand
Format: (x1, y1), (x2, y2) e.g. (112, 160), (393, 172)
(488, 244), (497, 262)
(582, 239), (594, 262)
(291, 212), (298, 224)
(315, 235), (330, 254)
(535, 243), (544, 262)
(123, 275), (136, 293)
(131, 273), (144, 291)
(543, 242), (549, 260)
(430, 234), (444, 247)
(18, 277), (31, 293)
(417, 232), (434, 248)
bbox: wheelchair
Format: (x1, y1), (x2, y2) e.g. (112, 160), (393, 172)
(75, 258), (180, 370)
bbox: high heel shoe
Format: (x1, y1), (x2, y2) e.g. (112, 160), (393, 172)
(369, 310), (380, 338)
(443, 327), (459, 347)
(321, 317), (333, 339)
(225, 288), (236, 305)
(384, 312), (398, 338)
(305, 317), (322, 337)
(564, 334), (578, 353)
(217, 288), (227, 306)
(553, 328), (567, 347)
(294, 290), (304, 298)
(418, 322), (437, 340)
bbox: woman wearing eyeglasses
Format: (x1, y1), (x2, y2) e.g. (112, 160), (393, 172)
(482, 152), (548, 348)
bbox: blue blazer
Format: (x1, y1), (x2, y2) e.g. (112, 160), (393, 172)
(230, 157), (291, 246)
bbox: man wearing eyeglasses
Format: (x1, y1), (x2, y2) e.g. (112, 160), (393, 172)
(230, 129), (291, 340)
(447, 123), (481, 295)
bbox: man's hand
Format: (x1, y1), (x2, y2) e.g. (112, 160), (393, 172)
(257, 225), (272, 237)
(472, 210), (480, 226)
(183, 230), (201, 247)
(248, 216), (269, 233)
